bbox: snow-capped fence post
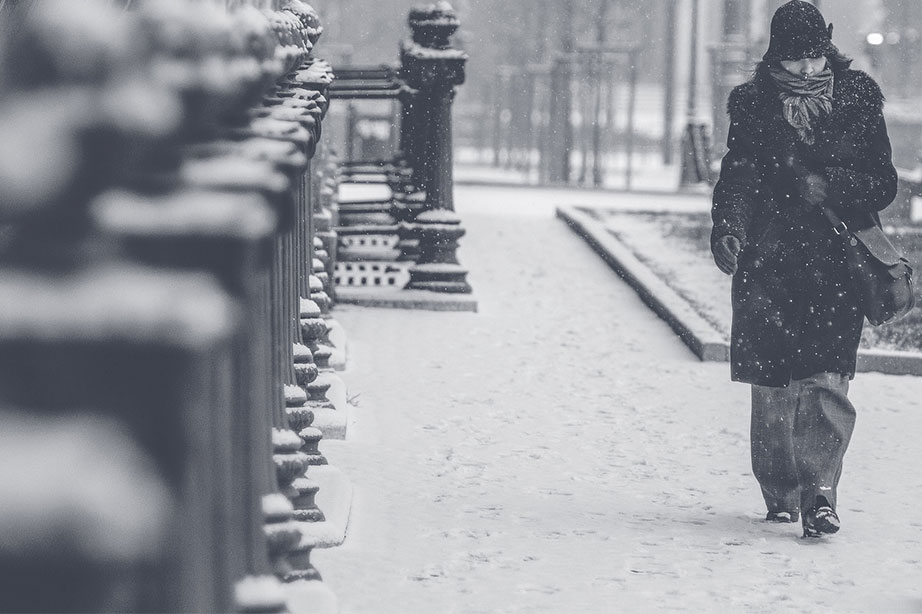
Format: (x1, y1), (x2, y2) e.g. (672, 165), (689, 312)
(93, 0), (322, 605)
(400, 2), (473, 294)
(0, 7), (274, 609)
(274, 13), (350, 439)
(0, 246), (242, 614)
(0, 1), (350, 611)
(399, 2), (466, 214)
(312, 151), (340, 303)
(322, 49), (438, 296)
(92, 187), (286, 612)
(162, 6), (318, 586)
(0, 1), (272, 610)
(237, 2), (339, 584)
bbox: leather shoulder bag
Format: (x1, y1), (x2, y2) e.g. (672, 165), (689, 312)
(821, 206), (915, 326)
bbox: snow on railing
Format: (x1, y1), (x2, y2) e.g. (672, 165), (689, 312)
(0, 1), (344, 612)
(329, 3), (475, 304)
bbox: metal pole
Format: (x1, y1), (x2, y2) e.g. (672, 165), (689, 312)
(591, 0), (609, 187)
(663, 0), (678, 165)
(548, 2), (574, 184)
(503, 71), (516, 170)
(687, 0), (699, 122)
(523, 69), (538, 177)
(626, 49), (637, 191)
(604, 58), (617, 178)
(491, 73), (503, 166)
(578, 60), (590, 184)
(592, 57), (603, 187)
(345, 102), (357, 162)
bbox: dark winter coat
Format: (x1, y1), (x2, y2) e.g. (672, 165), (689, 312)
(712, 66), (898, 387)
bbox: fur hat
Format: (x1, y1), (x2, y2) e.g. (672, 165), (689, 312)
(762, 1), (837, 62)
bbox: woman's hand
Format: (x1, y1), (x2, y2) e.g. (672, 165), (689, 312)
(712, 235), (741, 275)
(796, 172), (828, 207)
(785, 155), (829, 207)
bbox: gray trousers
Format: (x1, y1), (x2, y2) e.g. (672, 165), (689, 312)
(750, 373), (856, 513)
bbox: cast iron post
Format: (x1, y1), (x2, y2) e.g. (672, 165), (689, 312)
(401, 2), (472, 293)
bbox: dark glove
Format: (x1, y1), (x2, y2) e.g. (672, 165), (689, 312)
(795, 172), (828, 207)
(784, 153), (828, 207)
(712, 235), (741, 276)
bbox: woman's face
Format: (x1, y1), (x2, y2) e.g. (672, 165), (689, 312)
(780, 56), (828, 77)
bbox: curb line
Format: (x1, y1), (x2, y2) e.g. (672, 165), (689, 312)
(284, 581), (338, 614)
(557, 206), (728, 362)
(307, 464), (353, 549)
(558, 205), (922, 376)
(856, 349), (922, 376)
(335, 287), (478, 312)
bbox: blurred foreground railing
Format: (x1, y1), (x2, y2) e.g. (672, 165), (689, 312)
(0, 1), (346, 612)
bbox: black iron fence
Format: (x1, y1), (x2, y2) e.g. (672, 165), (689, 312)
(324, 3), (474, 301)
(0, 1), (345, 611)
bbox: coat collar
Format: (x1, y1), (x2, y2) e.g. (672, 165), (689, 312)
(728, 68), (884, 127)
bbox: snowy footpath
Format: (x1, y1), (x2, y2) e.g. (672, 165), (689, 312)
(313, 184), (922, 614)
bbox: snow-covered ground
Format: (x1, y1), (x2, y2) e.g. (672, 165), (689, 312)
(313, 184), (922, 613)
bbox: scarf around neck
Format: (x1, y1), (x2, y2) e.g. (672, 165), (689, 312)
(768, 66), (834, 145)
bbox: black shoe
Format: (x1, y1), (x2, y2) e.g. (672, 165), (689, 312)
(802, 500), (840, 538)
(766, 510), (799, 523)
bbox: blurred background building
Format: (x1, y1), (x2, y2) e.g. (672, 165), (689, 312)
(315, 0), (922, 187)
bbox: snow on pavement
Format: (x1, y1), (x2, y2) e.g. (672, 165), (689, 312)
(312, 184), (922, 613)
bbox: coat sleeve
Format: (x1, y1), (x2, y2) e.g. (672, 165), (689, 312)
(712, 118), (761, 249)
(822, 109), (898, 216)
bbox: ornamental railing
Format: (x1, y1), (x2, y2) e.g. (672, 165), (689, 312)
(325, 2), (475, 303)
(0, 1), (347, 612)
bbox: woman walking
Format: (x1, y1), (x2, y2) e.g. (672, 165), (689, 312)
(710, 0), (897, 538)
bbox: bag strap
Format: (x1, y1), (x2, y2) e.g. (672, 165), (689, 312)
(819, 205), (850, 236)
(822, 205), (909, 266)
